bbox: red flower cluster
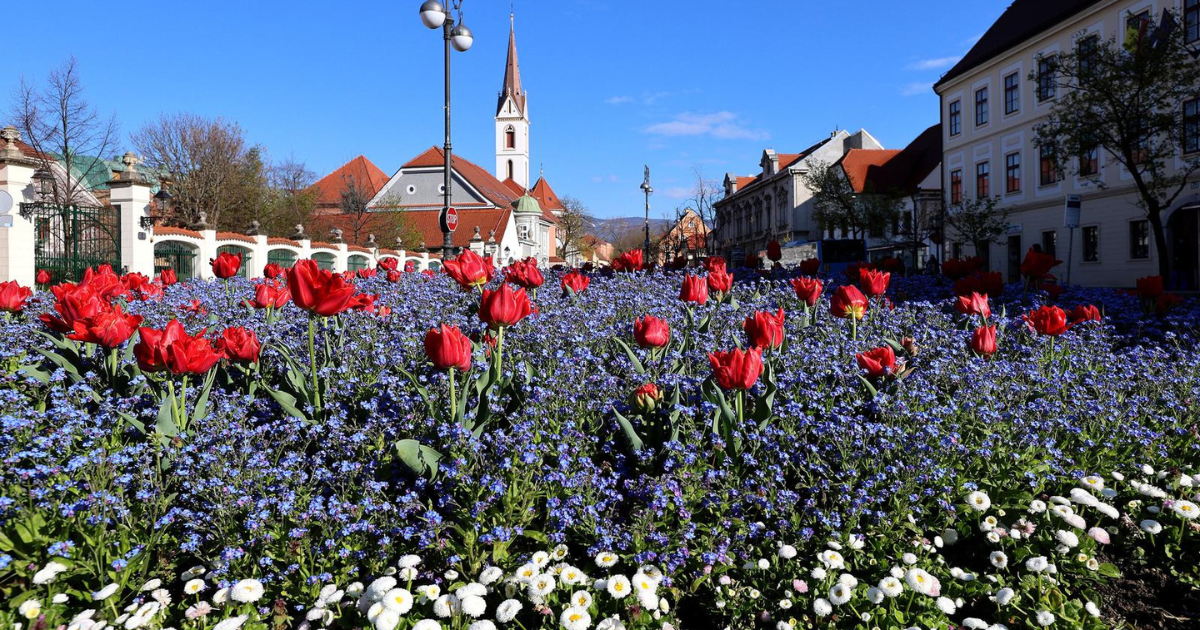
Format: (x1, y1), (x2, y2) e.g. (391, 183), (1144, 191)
(561, 271), (589, 296)
(479, 283), (532, 329)
(790, 277), (822, 307)
(0, 280), (33, 313)
(955, 293), (991, 319)
(504, 258), (545, 289)
(1019, 248), (1061, 285)
(744, 308), (785, 349)
(424, 324), (473, 371)
(680, 274), (709, 306)
(941, 257), (984, 280)
(134, 320), (224, 374)
(612, 250), (645, 273)
(970, 325), (997, 357)
(856, 346), (897, 379)
(766, 239), (782, 262)
(249, 281), (291, 309)
(211, 251), (243, 279)
(708, 347), (763, 390)
(634, 315), (670, 349)
(953, 271), (1004, 298)
(830, 285), (868, 320)
(287, 259), (361, 317)
(264, 263), (285, 279)
(1023, 305), (1072, 336)
(798, 258), (821, 276)
(859, 269), (891, 298)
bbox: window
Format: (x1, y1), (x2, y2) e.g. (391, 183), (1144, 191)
(975, 87), (989, 126)
(506, 160), (514, 180)
(1077, 35), (1099, 85)
(950, 169), (963, 204)
(1129, 220), (1150, 259)
(1079, 142), (1099, 177)
(976, 162), (990, 199)
(1004, 152), (1021, 193)
(505, 127), (516, 149)
(1188, 0), (1200, 44)
(1083, 226), (1100, 262)
(1004, 73), (1020, 114)
(1039, 146), (1059, 186)
(1126, 10), (1152, 49)
(1042, 230), (1057, 257)
(1184, 98), (1200, 155)
(1037, 55), (1057, 101)
(949, 100), (961, 136)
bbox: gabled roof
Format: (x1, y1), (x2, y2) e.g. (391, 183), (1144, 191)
(935, 0), (1103, 89)
(529, 177), (564, 224)
(310, 156), (389, 207)
(497, 21), (526, 116)
(400, 146), (521, 209)
(501, 177), (526, 197)
(838, 124), (942, 195)
(726, 136), (834, 197)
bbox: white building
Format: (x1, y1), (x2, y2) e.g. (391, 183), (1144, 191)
(933, 0), (1200, 288)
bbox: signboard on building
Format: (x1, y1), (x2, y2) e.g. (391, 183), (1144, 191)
(1064, 194), (1082, 228)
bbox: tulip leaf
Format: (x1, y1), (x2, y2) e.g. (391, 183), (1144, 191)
(155, 393), (179, 437)
(729, 296), (740, 310)
(393, 439), (441, 479)
(612, 337), (645, 375)
(613, 407), (645, 455)
(883, 337), (904, 354)
(857, 375), (879, 398)
(117, 411), (146, 436)
(17, 364), (50, 384)
(190, 370), (217, 427)
(265, 387), (308, 422)
(697, 311), (713, 334)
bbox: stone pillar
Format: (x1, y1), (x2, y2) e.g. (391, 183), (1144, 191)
(108, 152), (156, 277)
(0, 126), (40, 286)
(251, 234), (268, 278)
(197, 226), (218, 280)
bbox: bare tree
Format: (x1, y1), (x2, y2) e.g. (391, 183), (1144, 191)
(556, 195), (595, 260)
(8, 56), (119, 205)
(260, 157), (317, 235)
(685, 167), (722, 254)
(132, 113), (252, 228)
(801, 159), (903, 240)
(338, 174), (375, 245)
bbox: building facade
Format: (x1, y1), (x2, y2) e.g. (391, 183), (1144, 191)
(934, 0), (1200, 288)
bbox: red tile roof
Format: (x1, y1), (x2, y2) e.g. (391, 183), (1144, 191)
(214, 231), (255, 244)
(838, 124), (942, 195)
(155, 226), (202, 239)
(501, 178), (526, 197)
(311, 207), (512, 250)
(399, 147), (521, 209)
(310, 156), (389, 208)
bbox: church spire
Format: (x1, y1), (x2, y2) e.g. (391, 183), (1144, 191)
(497, 14), (526, 116)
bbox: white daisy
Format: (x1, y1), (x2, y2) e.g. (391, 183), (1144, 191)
(1171, 501), (1200, 519)
(878, 577), (903, 597)
(595, 552), (618, 568)
(571, 591), (593, 609)
(551, 544), (570, 561)
(1140, 520), (1163, 534)
(432, 594), (459, 618)
(560, 607), (591, 630)
(1025, 557), (1049, 573)
(412, 621), (442, 630)
(936, 597), (957, 614)
(828, 583), (851, 605)
(530, 551), (550, 567)
(18, 600), (42, 620)
(813, 598), (832, 617)
(470, 622), (497, 630)
(459, 595), (486, 618)
(966, 491), (991, 512)
(184, 579), (206, 595)
(990, 551), (1008, 569)
(381, 589), (413, 615)
(495, 599), (522, 623)
(230, 579), (264, 603)
(778, 544), (797, 560)
(33, 561), (69, 585)
(1036, 610), (1055, 626)
(93, 584), (119, 601)
(478, 566), (503, 585)
(995, 587), (1015, 606)
(397, 555), (422, 569)
(211, 615), (249, 630)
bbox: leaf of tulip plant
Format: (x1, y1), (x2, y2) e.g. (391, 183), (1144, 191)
(190, 370), (217, 428)
(857, 375), (879, 399)
(612, 338), (645, 375)
(612, 408), (645, 455)
(393, 439), (441, 480)
(883, 338), (905, 354)
(116, 411), (146, 436)
(155, 393), (179, 438)
(265, 387), (308, 422)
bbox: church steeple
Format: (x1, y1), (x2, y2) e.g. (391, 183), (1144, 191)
(495, 11), (531, 188)
(497, 15), (526, 116)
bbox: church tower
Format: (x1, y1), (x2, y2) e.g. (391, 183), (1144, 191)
(495, 14), (530, 189)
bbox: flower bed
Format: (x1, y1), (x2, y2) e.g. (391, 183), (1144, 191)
(1, 254), (1198, 630)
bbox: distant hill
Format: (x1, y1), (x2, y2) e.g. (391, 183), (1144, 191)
(590, 217), (673, 243)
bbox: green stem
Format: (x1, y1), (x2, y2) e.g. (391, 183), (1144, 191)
(308, 318), (322, 412)
(449, 367), (458, 423)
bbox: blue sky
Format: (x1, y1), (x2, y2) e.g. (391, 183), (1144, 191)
(2, 0), (1009, 220)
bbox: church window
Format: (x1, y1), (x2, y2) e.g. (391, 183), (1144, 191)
(507, 160), (514, 180)
(505, 127), (516, 149)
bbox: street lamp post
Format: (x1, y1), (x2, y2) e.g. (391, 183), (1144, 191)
(640, 165), (652, 256)
(420, 0), (473, 256)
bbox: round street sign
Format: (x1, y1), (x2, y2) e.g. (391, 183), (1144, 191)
(441, 206), (459, 233)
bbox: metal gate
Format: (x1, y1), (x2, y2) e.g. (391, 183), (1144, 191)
(154, 241), (197, 279)
(20, 202), (121, 283)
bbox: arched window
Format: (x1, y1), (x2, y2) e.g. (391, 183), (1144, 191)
(507, 160), (514, 180)
(505, 126), (516, 150)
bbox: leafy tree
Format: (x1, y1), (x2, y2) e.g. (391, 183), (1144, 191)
(801, 159), (903, 240)
(945, 196), (1010, 267)
(1031, 9), (1200, 279)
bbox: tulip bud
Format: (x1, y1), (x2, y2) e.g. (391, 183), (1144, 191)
(631, 383), (662, 413)
(901, 337), (918, 356)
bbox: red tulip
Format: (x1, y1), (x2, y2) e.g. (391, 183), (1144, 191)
(856, 345), (897, 379)
(376, 305), (392, 318)
(561, 270), (590, 296)
(1020, 248), (1061, 282)
(183, 299), (208, 316)
(66, 303), (143, 348)
(1136, 275), (1164, 300)
(705, 257), (727, 275)
(378, 257), (399, 272)
(1068, 304), (1101, 324)
(679, 274), (709, 306)
(790, 277), (823, 307)
(634, 315), (671, 348)
(211, 251), (243, 279)
(443, 249), (495, 289)
(0, 280), (33, 313)
(630, 382), (663, 413)
(708, 347), (764, 391)
(424, 324), (473, 371)
(970, 325), (997, 356)
(707, 267), (733, 296)
(35, 269), (51, 285)
(743, 252), (760, 269)
(39, 284), (106, 333)
(859, 269), (891, 297)
(1156, 292), (1182, 315)
(158, 268), (178, 287)
(386, 270), (402, 283)
(799, 258), (821, 276)
(504, 257), (545, 289)
(357, 268), (378, 279)
(744, 308), (786, 349)
(405, 261), (417, 273)
(287, 259), (358, 317)
(249, 282), (290, 309)
(612, 250), (644, 273)
(347, 293), (378, 313)
(767, 239), (782, 262)
(954, 292), (991, 319)
(263, 262), (284, 279)
(478, 283), (532, 329)
(1023, 305), (1072, 336)
(79, 265), (128, 301)
(218, 327), (262, 363)
(134, 320), (223, 375)
(830, 285), (869, 320)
